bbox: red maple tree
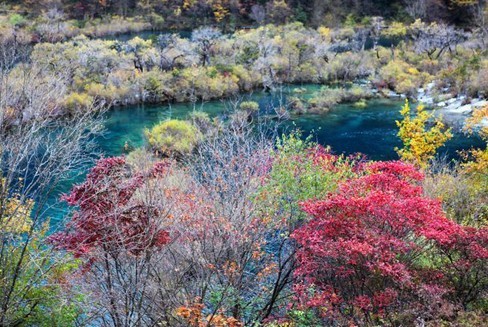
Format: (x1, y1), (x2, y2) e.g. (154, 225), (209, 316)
(49, 157), (170, 257)
(292, 161), (488, 324)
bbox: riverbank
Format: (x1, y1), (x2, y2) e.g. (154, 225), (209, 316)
(2, 22), (487, 134)
(381, 79), (488, 129)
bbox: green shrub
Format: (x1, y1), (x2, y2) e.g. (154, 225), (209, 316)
(308, 87), (345, 113)
(257, 131), (357, 224)
(353, 99), (367, 108)
(344, 85), (372, 102)
(294, 62), (320, 82)
(145, 119), (202, 157)
(239, 101), (259, 113)
(382, 21), (407, 39)
(230, 65), (260, 91)
(377, 59), (432, 96)
(148, 13), (164, 29)
(143, 73), (165, 101)
(9, 14), (27, 27)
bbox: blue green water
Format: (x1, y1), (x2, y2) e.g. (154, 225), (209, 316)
(100, 89), (482, 161)
(46, 85), (483, 226)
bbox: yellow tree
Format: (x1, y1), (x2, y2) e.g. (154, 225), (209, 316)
(463, 104), (488, 177)
(209, 0), (230, 23)
(0, 176), (82, 325)
(0, 177), (33, 234)
(460, 104), (488, 226)
(396, 100), (453, 168)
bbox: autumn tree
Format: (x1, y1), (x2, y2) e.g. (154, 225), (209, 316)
(0, 38), (103, 326)
(123, 36), (155, 73)
(156, 123), (290, 325)
(396, 100), (452, 168)
(292, 161), (488, 325)
(191, 26), (222, 66)
(463, 104), (488, 175)
(409, 20), (468, 59)
(155, 33), (187, 71)
(49, 120), (298, 325)
(49, 157), (173, 326)
(266, 0), (292, 24)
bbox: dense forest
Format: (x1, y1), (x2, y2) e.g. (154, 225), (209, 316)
(2, 1), (488, 29)
(0, 0), (487, 326)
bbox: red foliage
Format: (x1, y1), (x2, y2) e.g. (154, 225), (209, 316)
(292, 161), (488, 323)
(49, 157), (171, 257)
(308, 145), (366, 174)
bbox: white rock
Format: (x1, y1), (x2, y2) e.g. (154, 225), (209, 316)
(437, 93), (454, 101)
(447, 98), (458, 105)
(454, 104), (473, 114)
(419, 96), (434, 104)
(445, 100), (464, 112)
(472, 100), (488, 109)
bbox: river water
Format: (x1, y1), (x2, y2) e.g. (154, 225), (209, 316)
(100, 85), (482, 160)
(46, 84), (484, 226)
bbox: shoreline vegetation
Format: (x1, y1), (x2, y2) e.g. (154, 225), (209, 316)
(1, 1), (488, 326)
(1, 3), (487, 122)
(2, 20), (487, 118)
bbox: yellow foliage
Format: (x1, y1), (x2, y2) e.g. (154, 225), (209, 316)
(462, 147), (488, 179)
(383, 22), (407, 38)
(407, 67), (420, 75)
(176, 298), (243, 327)
(396, 100), (452, 168)
(378, 59), (431, 95)
(465, 104), (488, 139)
(64, 92), (94, 111)
(211, 0), (230, 22)
(462, 104), (488, 183)
(317, 26), (332, 41)
(1, 178), (33, 234)
(183, 0), (197, 10)
(145, 119), (202, 157)
(127, 36), (152, 49)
